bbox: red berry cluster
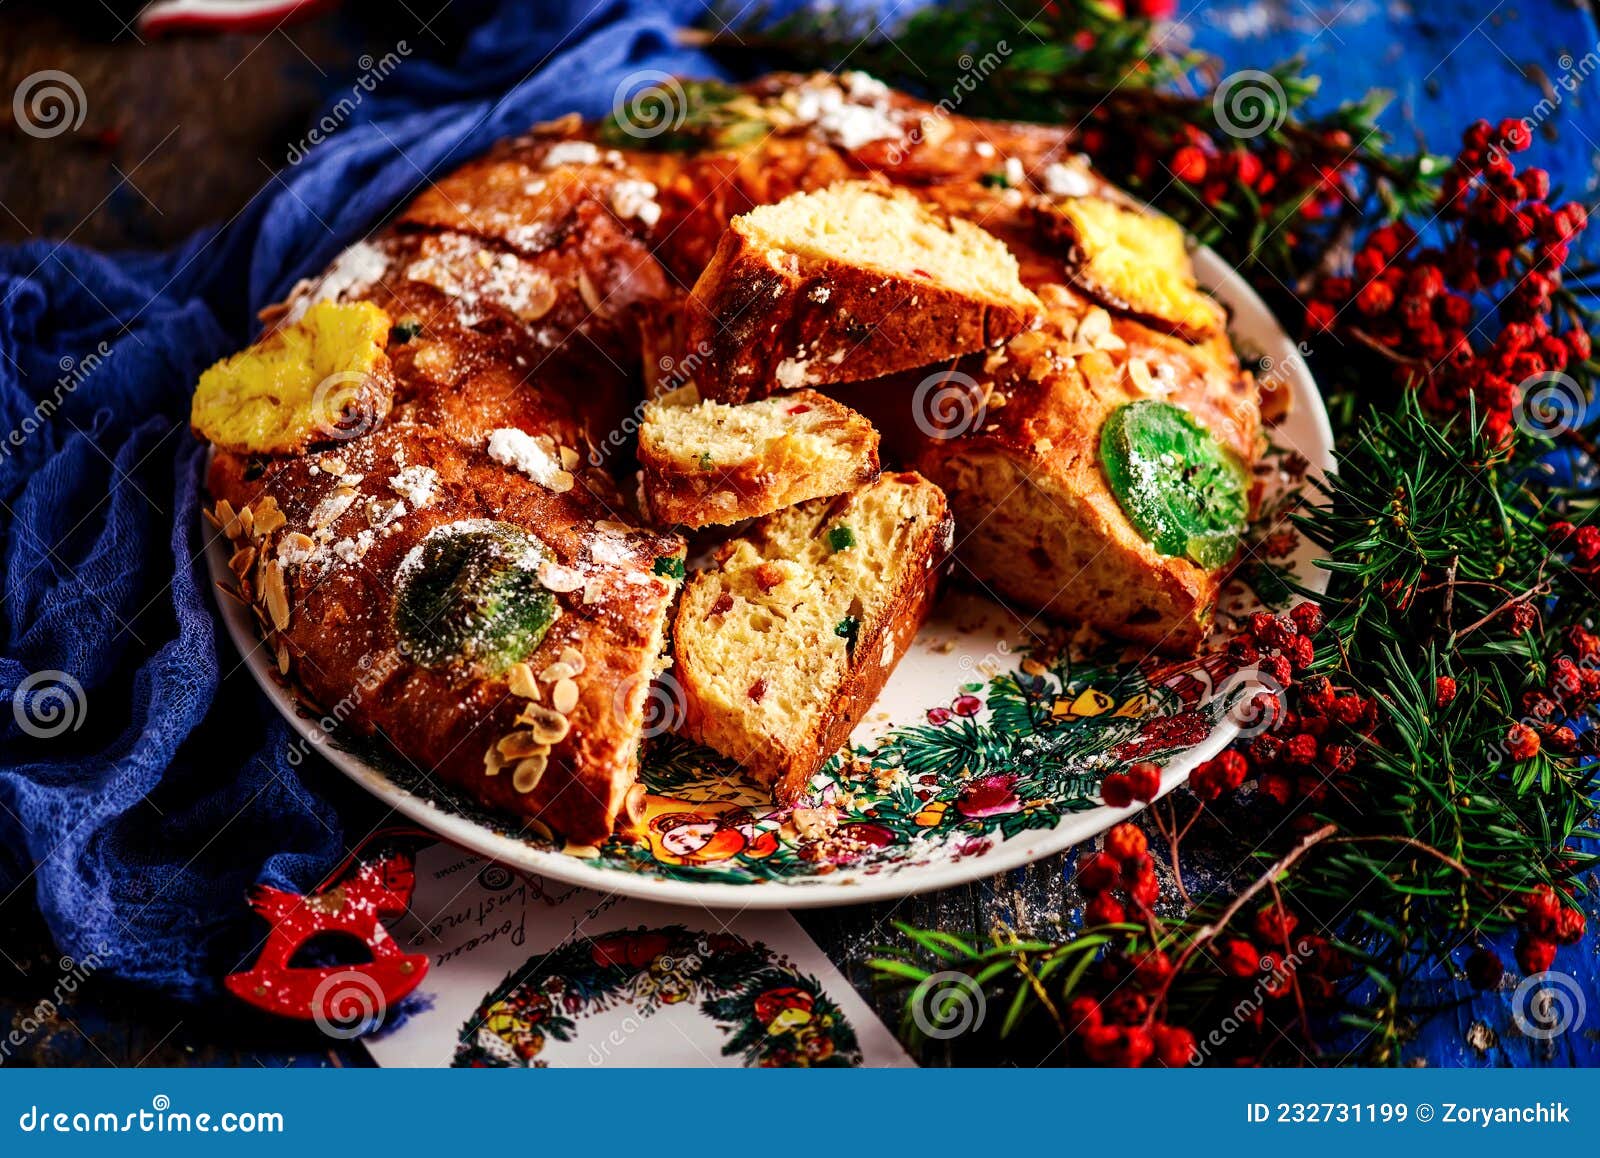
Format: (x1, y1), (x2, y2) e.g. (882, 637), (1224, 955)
(1503, 613), (1600, 763)
(1515, 884), (1586, 975)
(1191, 604), (1374, 816)
(1305, 119), (1591, 445)
(1219, 903), (1350, 1021)
(1099, 760), (1161, 807)
(1069, 896), (1349, 1066)
(1548, 522), (1600, 580)
(1067, 991), (1194, 1068)
(1068, 822), (1194, 1067)
(1078, 821), (1160, 926)
(1080, 118), (1353, 228)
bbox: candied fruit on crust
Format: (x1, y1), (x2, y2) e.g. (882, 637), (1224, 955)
(190, 300), (395, 455)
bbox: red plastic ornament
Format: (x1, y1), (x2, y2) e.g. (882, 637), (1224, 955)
(225, 852), (428, 1031)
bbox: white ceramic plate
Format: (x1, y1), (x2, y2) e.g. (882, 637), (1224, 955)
(208, 245), (1333, 908)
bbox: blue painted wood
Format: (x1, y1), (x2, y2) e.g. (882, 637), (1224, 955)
(1185, 0), (1600, 234)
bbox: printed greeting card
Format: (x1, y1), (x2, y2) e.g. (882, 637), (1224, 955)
(363, 844), (914, 1068)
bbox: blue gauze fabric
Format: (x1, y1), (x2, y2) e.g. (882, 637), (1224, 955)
(0, 0), (726, 999)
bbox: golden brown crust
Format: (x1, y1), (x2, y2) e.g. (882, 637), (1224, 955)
(686, 228), (1038, 403)
(849, 283), (1252, 653)
(207, 426), (683, 846)
(638, 388), (881, 528)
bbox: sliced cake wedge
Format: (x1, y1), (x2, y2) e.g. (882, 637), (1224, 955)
(673, 471), (953, 801)
(686, 181), (1042, 402)
(638, 385), (881, 528)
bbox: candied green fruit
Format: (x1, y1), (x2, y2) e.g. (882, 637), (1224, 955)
(1099, 400), (1248, 571)
(393, 520), (559, 675)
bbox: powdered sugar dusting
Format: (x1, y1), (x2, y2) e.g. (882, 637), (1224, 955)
(390, 465), (439, 508)
(487, 427), (561, 486)
(609, 179), (661, 228)
(285, 240), (390, 322)
(776, 357), (810, 390)
(787, 73), (902, 151)
(1041, 158), (1094, 199)
(542, 140), (601, 168)
(403, 235), (557, 325)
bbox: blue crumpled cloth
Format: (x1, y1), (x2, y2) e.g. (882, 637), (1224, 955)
(0, 0), (727, 999)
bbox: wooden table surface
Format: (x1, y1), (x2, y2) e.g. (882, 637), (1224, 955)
(1, 0), (1597, 1068)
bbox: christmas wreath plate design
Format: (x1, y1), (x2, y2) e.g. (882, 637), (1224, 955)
(208, 245), (1333, 909)
(453, 925), (863, 1067)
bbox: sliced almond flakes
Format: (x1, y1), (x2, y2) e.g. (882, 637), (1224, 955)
(516, 703), (570, 746)
(539, 660), (577, 683)
(497, 730), (551, 761)
(511, 754), (549, 794)
(507, 661), (541, 701)
(262, 562), (291, 632)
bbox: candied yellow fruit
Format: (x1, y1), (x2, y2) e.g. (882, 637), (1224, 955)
(1054, 197), (1223, 342)
(191, 300), (394, 454)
